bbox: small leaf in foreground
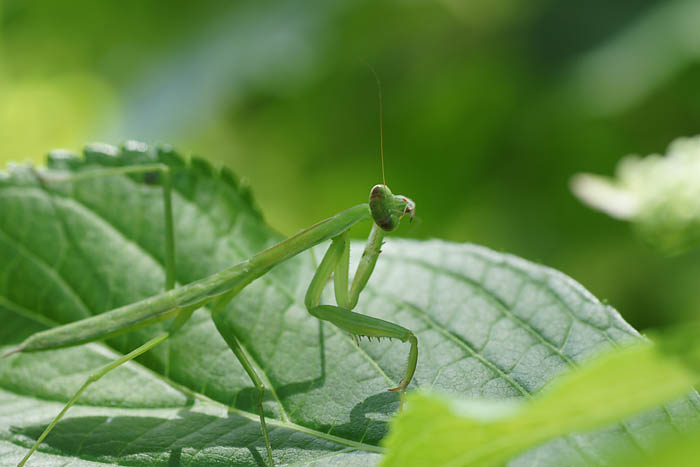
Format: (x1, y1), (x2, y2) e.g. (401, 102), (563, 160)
(382, 326), (700, 467)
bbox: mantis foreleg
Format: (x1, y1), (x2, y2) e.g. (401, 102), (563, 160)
(305, 226), (418, 399)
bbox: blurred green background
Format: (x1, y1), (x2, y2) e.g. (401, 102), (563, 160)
(2, 0), (700, 331)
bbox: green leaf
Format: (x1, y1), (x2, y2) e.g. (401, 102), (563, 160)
(381, 335), (700, 466)
(1, 142), (698, 466)
(618, 428), (700, 467)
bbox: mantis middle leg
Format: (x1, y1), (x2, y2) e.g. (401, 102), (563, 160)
(211, 296), (276, 466)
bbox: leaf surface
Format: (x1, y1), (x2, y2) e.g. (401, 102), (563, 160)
(0, 143), (698, 465)
(382, 338), (700, 466)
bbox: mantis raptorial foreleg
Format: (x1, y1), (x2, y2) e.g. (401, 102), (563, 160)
(6, 157), (417, 467)
(305, 226), (418, 399)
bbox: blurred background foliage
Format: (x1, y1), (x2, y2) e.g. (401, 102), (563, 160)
(2, 0), (700, 331)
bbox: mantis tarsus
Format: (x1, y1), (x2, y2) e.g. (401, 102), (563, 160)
(2, 144), (418, 466)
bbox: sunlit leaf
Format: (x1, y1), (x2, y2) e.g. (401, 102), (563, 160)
(1, 143), (698, 465)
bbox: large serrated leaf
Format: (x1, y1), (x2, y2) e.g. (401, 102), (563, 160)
(0, 143), (698, 466)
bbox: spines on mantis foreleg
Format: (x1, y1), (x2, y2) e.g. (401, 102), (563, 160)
(309, 304), (419, 392)
(309, 305), (413, 339)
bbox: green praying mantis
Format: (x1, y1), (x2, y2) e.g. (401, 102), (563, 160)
(2, 126), (418, 466)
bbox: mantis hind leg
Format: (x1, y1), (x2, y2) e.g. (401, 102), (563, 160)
(17, 332), (170, 467)
(211, 297), (275, 467)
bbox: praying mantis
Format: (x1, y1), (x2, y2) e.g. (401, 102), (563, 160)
(1, 138), (418, 466)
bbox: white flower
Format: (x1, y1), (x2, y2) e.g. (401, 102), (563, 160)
(571, 135), (700, 252)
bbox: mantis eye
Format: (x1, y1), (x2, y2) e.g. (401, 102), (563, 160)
(370, 184), (395, 231)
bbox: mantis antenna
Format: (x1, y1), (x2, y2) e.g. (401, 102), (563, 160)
(366, 63), (386, 186)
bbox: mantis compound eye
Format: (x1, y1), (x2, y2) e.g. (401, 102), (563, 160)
(369, 184), (416, 231)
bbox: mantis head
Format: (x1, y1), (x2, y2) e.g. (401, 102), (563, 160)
(369, 184), (416, 232)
